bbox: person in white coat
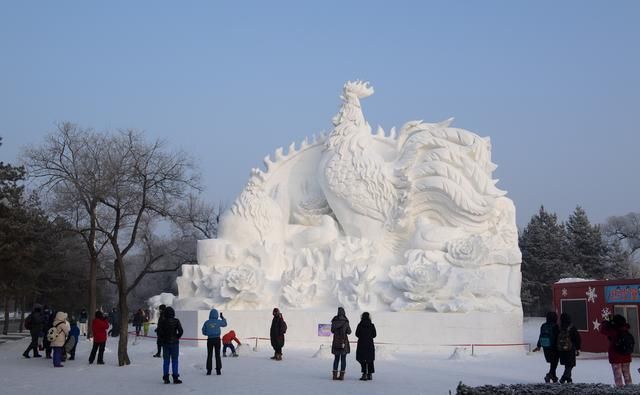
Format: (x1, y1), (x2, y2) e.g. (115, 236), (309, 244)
(50, 311), (70, 367)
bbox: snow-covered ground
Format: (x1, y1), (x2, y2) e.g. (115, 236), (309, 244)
(0, 318), (634, 395)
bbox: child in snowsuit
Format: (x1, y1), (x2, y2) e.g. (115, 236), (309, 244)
(202, 309), (227, 375)
(532, 311), (560, 383)
(222, 330), (241, 357)
(63, 320), (80, 361)
(600, 314), (634, 387)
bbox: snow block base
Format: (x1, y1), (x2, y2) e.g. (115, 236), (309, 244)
(456, 382), (640, 394)
(175, 310), (523, 349)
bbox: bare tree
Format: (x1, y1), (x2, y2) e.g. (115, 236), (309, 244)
(94, 130), (199, 365)
(174, 195), (225, 239)
(604, 212), (640, 263)
(22, 123), (111, 337)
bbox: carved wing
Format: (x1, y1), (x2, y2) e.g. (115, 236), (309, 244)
(394, 119), (506, 231)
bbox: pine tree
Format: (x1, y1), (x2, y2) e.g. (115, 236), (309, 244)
(566, 206), (607, 279)
(602, 238), (630, 279)
(520, 206), (575, 316)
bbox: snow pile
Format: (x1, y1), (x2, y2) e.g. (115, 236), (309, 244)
(448, 347), (472, 360)
(311, 344), (333, 359)
(456, 382), (640, 394)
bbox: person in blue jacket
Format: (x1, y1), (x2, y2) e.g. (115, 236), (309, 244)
(201, 309), (227, 376)
(64, 320), (81, 361)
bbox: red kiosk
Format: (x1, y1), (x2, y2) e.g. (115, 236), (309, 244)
(552, 279), (640, 354)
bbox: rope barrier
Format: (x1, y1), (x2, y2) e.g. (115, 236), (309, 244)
(128, 331), (530, 355)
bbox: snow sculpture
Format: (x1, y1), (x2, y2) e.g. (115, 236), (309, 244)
(174, 81), (521, 314)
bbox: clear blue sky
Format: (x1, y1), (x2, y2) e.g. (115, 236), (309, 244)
(1, 1), (638, 227)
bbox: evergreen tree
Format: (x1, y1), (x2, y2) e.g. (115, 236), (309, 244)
(566, 206), (607, 279)
(520, 206), (575, 316)
(602, 238), (630, 279)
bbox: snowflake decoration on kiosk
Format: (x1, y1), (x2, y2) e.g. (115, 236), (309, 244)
(561, 288), (568, 297)
(586, 287), (598, 303)
(601, 307), (611, 320)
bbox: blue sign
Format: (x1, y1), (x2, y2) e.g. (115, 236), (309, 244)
(605, 285), (640, 303)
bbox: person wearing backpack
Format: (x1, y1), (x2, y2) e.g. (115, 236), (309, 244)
(50, 311), (71, 367)
(532, 311), (560, 383)
(557, 313), (581, 384)
(600, 314), (634, 387)
(22, 305), (44, 358)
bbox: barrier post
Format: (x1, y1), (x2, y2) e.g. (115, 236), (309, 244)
(471, 344), (475, 356)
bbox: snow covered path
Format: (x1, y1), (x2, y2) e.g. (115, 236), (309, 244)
(0, 319), (633, 395)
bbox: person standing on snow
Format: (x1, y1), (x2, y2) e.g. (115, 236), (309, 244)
(355, 311), (376, 381)
(600, 314), (634, 387)
(22, 305), (44, 359)
(201, 308), (227, 375)
(50, 311), (71, 368)
(270, 308), (287, 361)
(157, 306), (184, 384)
(64, 319), (80, 361)
(108, 307), (119, 337)
(42, 305), (53, 358)
(133, 308), (144, 336)
(331, 307), (352, 381)
(153, 304), (166, 358)
(89, 311), (109, 365)
(222, 330), (242, 357)
(557, 312), (581, 384)
(532, 311), (560, 383)
(78, 308), (88, 337)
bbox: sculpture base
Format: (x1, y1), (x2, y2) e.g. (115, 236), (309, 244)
(175, 309), (523, 350)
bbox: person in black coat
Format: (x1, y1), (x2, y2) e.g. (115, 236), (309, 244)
(557, 312), (581, 384)
(270, 308), (287, 361)
(355, 311), (377, 381)
(156, 307), (183, 384)
(532, 311), (560, 383)
(153, 304), (166, 358)
(22, 306), (44, 358)
(331, 307), (352, 380)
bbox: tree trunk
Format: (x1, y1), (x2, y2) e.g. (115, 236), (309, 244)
(115, 256), (130, 366)
(88, 252), (97, 339)
(19, 295), (26, 333)
(2, 294), (10, 335)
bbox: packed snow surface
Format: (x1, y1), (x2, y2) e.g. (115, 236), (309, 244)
(0, 318), (635, 395)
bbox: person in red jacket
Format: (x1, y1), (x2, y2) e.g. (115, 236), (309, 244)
(600, 314), (634, 387)
(89, 311), (109, 365)
(222, 330), (241, 357)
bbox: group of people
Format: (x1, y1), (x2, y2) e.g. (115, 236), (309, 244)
(150, 305), (375, 384)
(534, 311), (637, 387)
(22, 305), (80, 367)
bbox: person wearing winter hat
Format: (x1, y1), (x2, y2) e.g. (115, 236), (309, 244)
(50, 311), (71, 367)
(330, 307), (352, 381)
(600, 314), (634, 387)
(157, 307), (184, 384)
(201, 308), (227, 375)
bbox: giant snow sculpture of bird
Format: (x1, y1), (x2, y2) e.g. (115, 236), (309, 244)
(319, 81), (506, 250)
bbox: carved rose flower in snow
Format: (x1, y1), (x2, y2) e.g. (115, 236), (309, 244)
(444, 235), (489, 268)
(389, 250), (450, 304)
(220, 264), (264, 306)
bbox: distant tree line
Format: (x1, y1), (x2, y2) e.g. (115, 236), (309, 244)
(520, 205), (635, 316)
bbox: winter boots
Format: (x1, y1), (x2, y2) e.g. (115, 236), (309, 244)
(333, 370), (339, 380)
(367, 373), (372, 380)
(544, 373), (558, 383)
(338, 371), (345, 381)
(559, 375), (572, 384)
(359, 373), (367, 381)
(163, 375), (170, 384)
(270, 353), (282, 361)
(172, 374), (182, 384)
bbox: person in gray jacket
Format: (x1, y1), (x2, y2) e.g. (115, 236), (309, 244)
(331, 307), (352, 381)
